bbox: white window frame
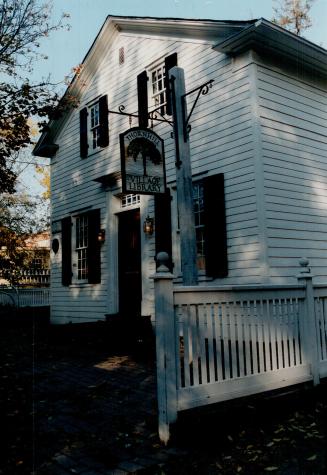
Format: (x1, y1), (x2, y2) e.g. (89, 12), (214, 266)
(121, 194), (141, 209)
(32, 257), (43, 269)
(73, 214), (89, 283)
(88, 101), (101, 152)
(149, 61), (166, 114)
(193, 181), (206, 272)
(173, 181), (207, 275)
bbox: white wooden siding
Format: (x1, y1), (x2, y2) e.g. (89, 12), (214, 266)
(257, 64), (327, 284)
(50, 31), (262, 323)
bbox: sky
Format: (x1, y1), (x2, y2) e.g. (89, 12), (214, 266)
(23, 0), (327, 199)
(36, 0), (327, 87)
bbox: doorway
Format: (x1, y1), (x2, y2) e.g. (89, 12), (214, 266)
(118, 209), (142, 316)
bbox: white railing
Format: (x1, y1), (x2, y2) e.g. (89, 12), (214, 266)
(174, 286), (309, 412)
(154, 255), (327, 444)
(0, 287), (50, 308)
(313, 286), (327, 378)
(0, 269), (50, 286)
(0, 289), (17, 307)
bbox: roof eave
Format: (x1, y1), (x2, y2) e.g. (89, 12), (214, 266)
(213, 18), (327, 76)
(33, 140), (59, 158)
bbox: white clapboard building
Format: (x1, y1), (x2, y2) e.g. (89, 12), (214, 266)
(34, 16), (327, 325)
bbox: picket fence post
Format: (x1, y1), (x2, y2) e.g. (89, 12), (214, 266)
(297, 258), (320, 386)
(153, 252), (178, 444)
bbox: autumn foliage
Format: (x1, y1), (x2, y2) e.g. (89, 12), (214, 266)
(0, 0), (70, 193)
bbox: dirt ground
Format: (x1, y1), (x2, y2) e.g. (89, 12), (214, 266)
(0, 308), (327, 475)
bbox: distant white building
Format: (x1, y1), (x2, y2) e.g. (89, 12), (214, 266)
(34, 16), (327, 324)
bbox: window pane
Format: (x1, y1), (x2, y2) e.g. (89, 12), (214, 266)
(151, 64), (166, 112)
(93, 128), (99, 149)
(121, 194), (141, 208)
(193, 182), (205, 271)
(90, 103), (99, 128)
(76, 214), (89, 280)
(90, 102), (100, 150)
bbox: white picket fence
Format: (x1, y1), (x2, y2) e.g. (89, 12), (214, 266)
(314, 286), (327, 379)
(154, 257), (327, 443)
(0, 287), (50, 308)
(0, 269), (50, 286)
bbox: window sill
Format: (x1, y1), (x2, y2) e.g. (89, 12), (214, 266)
(84, 147), (104, 159)
(69, 282), (99, 288)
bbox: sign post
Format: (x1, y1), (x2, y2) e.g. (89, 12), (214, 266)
(169, 66), (198, 286)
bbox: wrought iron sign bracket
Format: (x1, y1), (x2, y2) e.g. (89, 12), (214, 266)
(181, 79), (214, 142)
(108, 105), (139, 128)
(108, 105), (173, 128)
(149, 106), (174, 129)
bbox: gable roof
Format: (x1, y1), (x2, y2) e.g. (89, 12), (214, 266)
(33, 15), (327, 158)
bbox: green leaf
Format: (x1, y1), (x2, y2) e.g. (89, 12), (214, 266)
(264, 467), (278, 472)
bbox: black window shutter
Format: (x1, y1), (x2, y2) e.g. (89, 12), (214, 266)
(164, 52), (178, 116)
(155, 189), (173, 271)
(98, 95), (109, 147)
(137, 71), (148, 128)
(203, 174), (228, 278)
(87, 209), (101, 284)
(80, 107), (88, 158)
(61, 217), (72, 286)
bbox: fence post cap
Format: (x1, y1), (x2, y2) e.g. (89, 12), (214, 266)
(156, 252), (170, 272)
(297, 257), (312, 280)
(299, 257), (309, 268)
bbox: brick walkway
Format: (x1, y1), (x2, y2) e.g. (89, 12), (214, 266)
(0, 317), (185, 475)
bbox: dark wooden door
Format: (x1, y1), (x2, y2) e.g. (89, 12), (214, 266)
(118, 209), (141, 316)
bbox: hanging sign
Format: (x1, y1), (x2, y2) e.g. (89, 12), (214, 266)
(120, 127), (166, 195)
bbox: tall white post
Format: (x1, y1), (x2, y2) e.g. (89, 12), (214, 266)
(169, 66), (198, 286)
(153, 252), (178, 444)
(297, 258), (320, 386)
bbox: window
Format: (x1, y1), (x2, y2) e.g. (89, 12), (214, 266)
(32, 258), (43, 269)
(137, 53), (177, 128)
(193, 182), (206, 271)
(61, 210), (101, 286)
(75, 214), (88, 280)
(175, 175), (228, 278)
(119, 46), (125, 65)
(121, 194), (140, 208)
(90, 102), (100, 150)
(151, 63), (166, 114)
(80, 95), (109, 158)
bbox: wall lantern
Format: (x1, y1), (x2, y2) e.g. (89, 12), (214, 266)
(143, 216), (154, 236)
(97, 229), (106, 243)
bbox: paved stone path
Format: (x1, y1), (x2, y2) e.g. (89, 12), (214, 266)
(0, 316), (186, 475)
(32, 350), (184, 474)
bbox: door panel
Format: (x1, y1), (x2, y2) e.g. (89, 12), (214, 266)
(118, 209), (141, 316)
